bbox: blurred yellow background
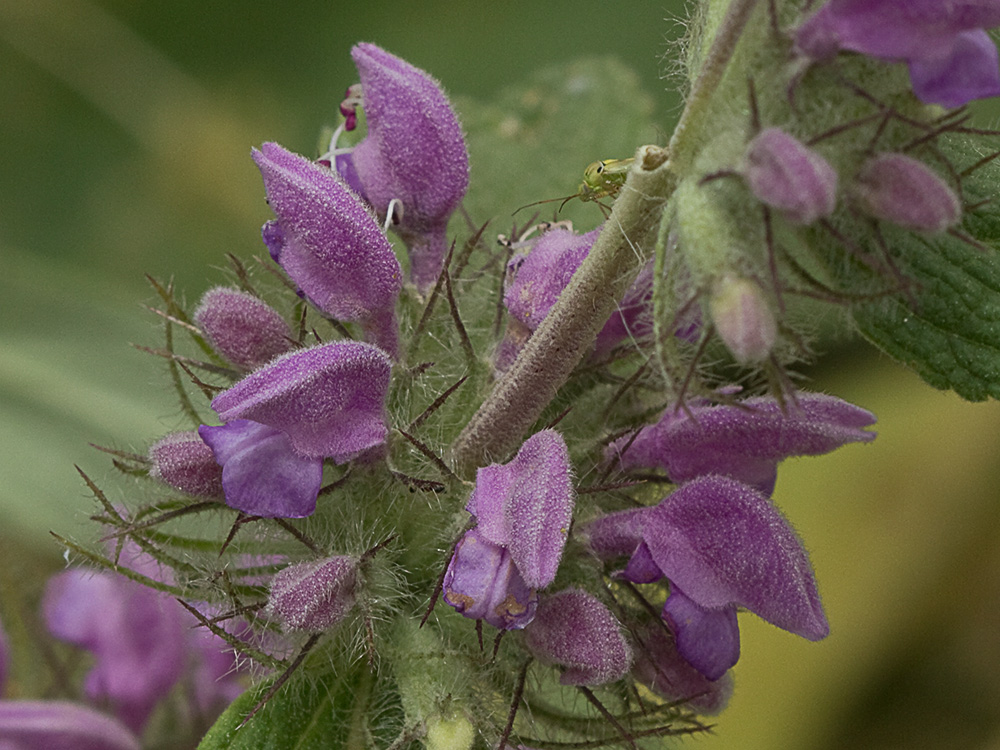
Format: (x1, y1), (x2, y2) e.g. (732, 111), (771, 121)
(2, 2), (999, 748)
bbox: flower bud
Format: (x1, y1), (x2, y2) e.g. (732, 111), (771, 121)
(193, 287), (291, 370)
(523, 589), (632, 686)
(853, 153), (961, 232)
(743, 128), (838, 225)
(708, 275), (777, 364)
(148, 431), (224, 498)
(265, 556), (359, 632)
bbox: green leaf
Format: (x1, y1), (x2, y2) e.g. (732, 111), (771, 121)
(851, 137), (1000, 401)
(198, 664), (382, 750)
(456, 57), (657, 231)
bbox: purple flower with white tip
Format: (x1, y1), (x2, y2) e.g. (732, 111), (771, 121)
(523, 588), (632, 686)
(587, 475), (828, 680)
(253, 142), (402, 356)
(443, 430), (574, 629)
(193, 287), (292, 370)
(607, 392), (876, 494)
(743, 128), (838, 225)
(795, 0), (1000, 107)
(202, 341), (391, 518)
(266, 556), (359, 632)
(346, 43), (469, 291)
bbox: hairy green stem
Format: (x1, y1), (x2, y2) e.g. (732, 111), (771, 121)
(669, 0), (761, 173)
(451, 145), (673, 477)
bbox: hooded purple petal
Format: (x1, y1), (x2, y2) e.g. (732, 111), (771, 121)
(639, 475), (829, 641)
(210, 341), (391, 461)
(662, 590), (741, 681)
(253, 142), (402, 354)
(43, 569), (186, 733)
(193, 287), (292, 370)
(199, 420), (324, 518)
(443, 529), (537, 630)
(466, 430), (574, 588)
(266, 556), (359, 632)
(349, 43), (469, 290)
(607, 392), (876, 494)
(523, 589), (632, 685)
(0, 701), (140, 750)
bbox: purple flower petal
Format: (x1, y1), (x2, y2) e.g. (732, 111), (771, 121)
(523, 589), (632, 685)
(349, 43), (469, 290)
(443, 529), (538, 630)
(640, 475), (829, 641)
(0, 701), (140, 750)
(466, 430), (574, 588)
(253, 142), (402, 354)
(908, 29), (1000, 107)
(607, 392), (876, 494)
(210, 341), (391, 461)
(662, 590), (740, 681)
(795, 0), (1000, 106)
(199, 420), (324, 518)
(631, 624), (733, 714)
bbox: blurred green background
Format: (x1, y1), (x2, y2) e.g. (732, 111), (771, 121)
(2, 1), (1000, 748)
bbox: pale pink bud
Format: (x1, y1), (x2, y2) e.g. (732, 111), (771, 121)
(853, 153), (961, 232)
(708, 276), (777, 364)
(744, 128), (838, 225)
(148, 431), (223, 498)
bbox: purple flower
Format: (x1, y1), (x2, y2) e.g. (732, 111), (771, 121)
(0, 701), (141, 750)
(795, 0), (1000, 107)
(853, 153), (961, 232)
(148, 431), (224, 498)
(42, 546), (246, 733)
(522, 589), (632, 686)
(202, 341), (391, 518)
(587, 475), (828, 680)
(496, 226), (656, 370)
(43, 568), (186, 732)
(265, 556), (359, 632)
(253, 142), (402, 356)
(743, 128), (838, 225)
(193, 287), (292, 370)
(347, 43), (469, 291)
(607, 392), (876, 494)
(443, 430), (574, 629)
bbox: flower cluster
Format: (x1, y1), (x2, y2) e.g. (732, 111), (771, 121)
(38, 5), (1000, 747)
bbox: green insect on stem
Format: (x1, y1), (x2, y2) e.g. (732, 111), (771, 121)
(513, 157), (637, 216)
